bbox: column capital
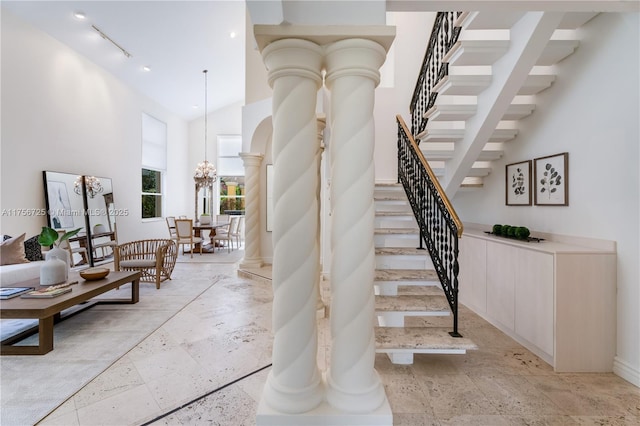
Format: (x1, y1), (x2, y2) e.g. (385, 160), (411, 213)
(261, 38), (324, 89)
(254, 25), (395, 52)
(239, 152), (265, 167)
(324, 38), (388, 87)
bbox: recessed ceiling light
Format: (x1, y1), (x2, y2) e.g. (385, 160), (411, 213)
(142, 66), (151, 72)
(229, 31), (237, 39)
(192, 105), (199, 109)
(73, 11), (86, 20)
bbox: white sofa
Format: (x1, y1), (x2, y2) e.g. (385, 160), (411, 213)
(0, 261), (44, 286)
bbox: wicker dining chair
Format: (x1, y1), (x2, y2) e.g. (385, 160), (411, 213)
(114, 239), (177, 289)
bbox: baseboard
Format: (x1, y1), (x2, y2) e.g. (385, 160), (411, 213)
(613, 356), (640, 388)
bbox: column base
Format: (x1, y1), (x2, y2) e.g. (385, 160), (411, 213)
(256, 393), (392, 426)
(239, 258), (263, 269)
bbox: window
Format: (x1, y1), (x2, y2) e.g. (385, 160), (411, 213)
(141, 113), (167, 219)
(217, 135), (244, 215)
(141, 168), (162, 219)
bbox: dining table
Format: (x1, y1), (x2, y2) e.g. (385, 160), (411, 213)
(190, 221), (229, 253)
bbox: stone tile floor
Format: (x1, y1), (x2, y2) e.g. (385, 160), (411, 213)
(38, 258), (639, 425)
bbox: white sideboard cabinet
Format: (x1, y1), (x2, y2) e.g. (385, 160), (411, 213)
(459, 228), (616, 372)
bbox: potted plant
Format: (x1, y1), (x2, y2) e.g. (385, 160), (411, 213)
(199, 213), (211, 225)
(38, 227), (81, 285)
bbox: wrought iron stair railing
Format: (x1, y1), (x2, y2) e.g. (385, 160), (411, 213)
(397, 115), (464, 337)
(410, 11), (462, 138)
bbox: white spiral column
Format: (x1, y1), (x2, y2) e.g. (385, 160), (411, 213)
(239, 152), (264, 269)
(315, 116), (326, 313)
(260, 38), (324, 414)
(324, 38), (388, 413)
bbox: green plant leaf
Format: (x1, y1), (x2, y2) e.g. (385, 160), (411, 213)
(37, 227), (59, 247)
(59, 228), (82, 244)
(38, 226), (82, 247)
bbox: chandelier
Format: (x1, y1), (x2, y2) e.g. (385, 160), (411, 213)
(194, 69), (217, 190)
(74, 175), (103, 198)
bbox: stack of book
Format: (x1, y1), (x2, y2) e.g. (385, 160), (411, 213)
(0, 287), (35, 300)
(20, 286), (72, 299)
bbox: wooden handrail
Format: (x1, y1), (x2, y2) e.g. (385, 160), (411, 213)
(396, 115), (463, 237)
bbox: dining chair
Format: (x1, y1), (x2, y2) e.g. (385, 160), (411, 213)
(174, 218), (202, 257)
(227, 216), (242, 250)
(57, 230), (88, 267)
(211, 218), (233, 253)
(92, 223), (118, 261)
(166, 216), (177, 240)
(231, 215), (244, 249)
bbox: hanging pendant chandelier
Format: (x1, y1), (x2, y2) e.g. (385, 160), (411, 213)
(74, 175), (103, 198)
(194, 69), (217, 190)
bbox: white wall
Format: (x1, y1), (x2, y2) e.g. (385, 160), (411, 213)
(374, 12), (437, 183)
(452, 12), (640, 385)
(0, 10), (190, 243)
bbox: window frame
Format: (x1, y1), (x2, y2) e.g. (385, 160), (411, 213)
(141, 113), (167, 221)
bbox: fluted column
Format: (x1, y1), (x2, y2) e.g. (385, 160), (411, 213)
(260, 38), (324, 414)
(239, 152), (264, 269)
(324, 38), (388, 413)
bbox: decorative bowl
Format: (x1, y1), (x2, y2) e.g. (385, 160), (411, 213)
(80, 267), (110, 281)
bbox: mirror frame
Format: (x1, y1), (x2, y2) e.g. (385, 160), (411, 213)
(42, 171), (116, 267)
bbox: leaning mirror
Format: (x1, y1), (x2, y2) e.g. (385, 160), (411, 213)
(42, 171), (90, 267)
(84, 175), (118, 265)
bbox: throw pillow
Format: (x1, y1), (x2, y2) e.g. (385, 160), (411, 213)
(0, 233), (30, 266)
(2, 234), (44, 261)
(24, 235), (44, 261)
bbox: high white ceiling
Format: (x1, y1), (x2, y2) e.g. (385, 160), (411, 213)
(2, 1), (247, 121)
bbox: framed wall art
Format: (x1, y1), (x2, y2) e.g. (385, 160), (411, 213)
(505, 160), (532, 206)
(534, 152), (569, 206)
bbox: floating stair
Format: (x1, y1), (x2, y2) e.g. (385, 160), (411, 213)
(418, 11), (589, 192)
(373, 184), (476, 364)
(376, 327), (478, 364)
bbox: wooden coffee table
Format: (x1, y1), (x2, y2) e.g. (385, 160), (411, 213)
(0, 270), (141, 355)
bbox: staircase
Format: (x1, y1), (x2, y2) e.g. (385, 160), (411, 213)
(413, 11), (598, 195)
(373, 184), (477, 364)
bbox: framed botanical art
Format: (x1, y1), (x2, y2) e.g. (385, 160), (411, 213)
(534, 152), (569, 206)
(505, 160), (532, 206)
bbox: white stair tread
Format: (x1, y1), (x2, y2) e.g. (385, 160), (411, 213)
(457, 11), (525, 30)
(519, 74), (556, 95)
(422, 148), (503, 161)
(376, 247), (427, 256)
(425, 103), (534, 121)
(375, 211), (413, 217)
(432, 166), (491, 178)
(425, 104), (476, 121)
(376, 327), (477, 351)
(433, 75), (492, 95)
(433, 74), (556, 97)
(375, 228), (419, 234)
(417, 128), (518, 143)
(538, 40), (579, 65)
(375, 269), (438, 282)
(376, 295), (449, 313)
(374, 191), (407, 201)
(444, 40), (510, 66)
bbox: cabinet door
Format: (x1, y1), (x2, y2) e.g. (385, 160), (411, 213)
(486, 242), (516, 329)
(515, 250), (554, 357)
(459, 236), (487, 314)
